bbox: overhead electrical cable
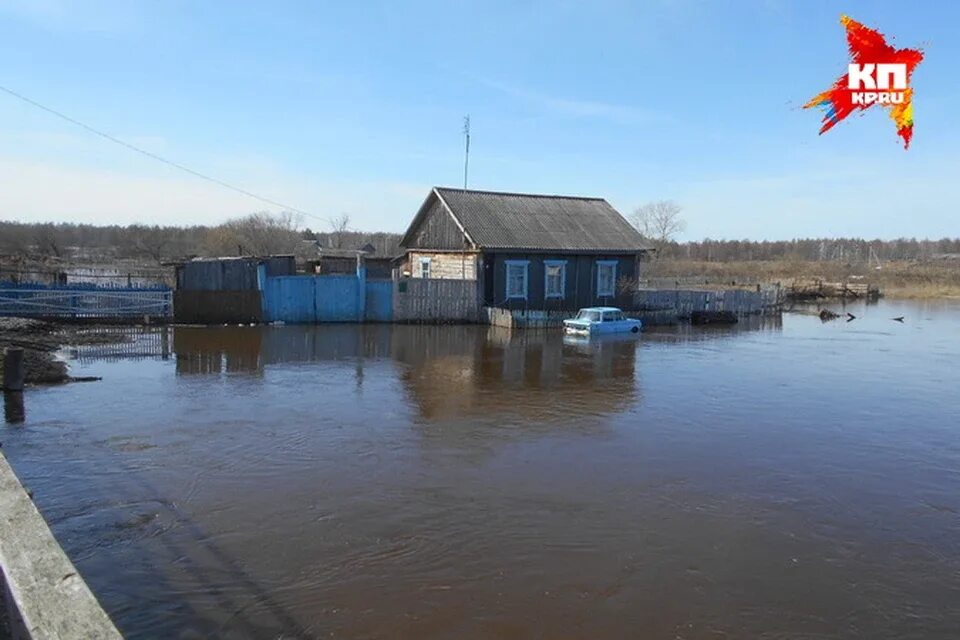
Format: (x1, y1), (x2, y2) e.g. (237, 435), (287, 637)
(0, 83), (326, 222)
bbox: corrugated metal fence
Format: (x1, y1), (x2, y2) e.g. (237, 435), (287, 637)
(176, 256), (295, 291)
(262, 274), (364, 323)
(365, 280), (394, 322)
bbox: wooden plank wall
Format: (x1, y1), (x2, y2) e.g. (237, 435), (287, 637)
(635, 287), (781, 317)
(1, 452), (122, 639)
(393, 278), (480, 323)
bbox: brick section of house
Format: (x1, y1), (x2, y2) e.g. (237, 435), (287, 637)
(408, 251), (479, 280)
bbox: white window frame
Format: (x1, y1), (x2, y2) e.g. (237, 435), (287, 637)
(505, 260), (529, 300)
(596, 260), (617, 297)
(419, 257), (432, 279)
(543, 259), (567, 299)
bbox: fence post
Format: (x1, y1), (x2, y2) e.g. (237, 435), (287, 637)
(3, 347), (25, 424)
(4, 390), (25, 423)
(3, 348), (25, 392)
(356, 254), (366, 323)
(256, 262), (268, 322)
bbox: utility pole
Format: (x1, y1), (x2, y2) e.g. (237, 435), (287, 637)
(463, 115), (470, 190)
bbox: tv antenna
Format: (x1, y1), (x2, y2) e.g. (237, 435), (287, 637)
(463, 115), (470, 189)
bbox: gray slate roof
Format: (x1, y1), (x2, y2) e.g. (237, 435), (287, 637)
(432, 187), (649, 253)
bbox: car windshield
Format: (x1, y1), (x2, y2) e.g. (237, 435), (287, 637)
(577, 310), (602, 321)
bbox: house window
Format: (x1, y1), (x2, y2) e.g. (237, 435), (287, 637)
(419, 257), (431, 278)
(596, 260), (617, 297)
(544, 260), (566, 299)
(505, 260), (528, 299)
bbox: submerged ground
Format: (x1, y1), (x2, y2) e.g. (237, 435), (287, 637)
(3, 299), (960, 639)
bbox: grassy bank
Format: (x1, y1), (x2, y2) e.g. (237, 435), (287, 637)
(644, 260), (960, 299)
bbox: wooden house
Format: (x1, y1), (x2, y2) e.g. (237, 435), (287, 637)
(399, 187), (651, 311)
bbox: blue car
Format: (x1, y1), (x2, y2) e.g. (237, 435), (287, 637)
(563, 307), (642, 336)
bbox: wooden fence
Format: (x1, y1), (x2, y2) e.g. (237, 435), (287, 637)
(785, 279), (881, 300)
(635, 286), (781, 318)
(2, 452), (122, 639)
(0, 263), (174, 288)
(484, 307), (575, 329)
(393, 278), (480, 323)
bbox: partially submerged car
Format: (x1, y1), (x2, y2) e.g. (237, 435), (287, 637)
(563, 307), (642, 336)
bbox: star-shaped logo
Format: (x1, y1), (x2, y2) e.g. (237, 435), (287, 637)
(805, 15), (923, 149)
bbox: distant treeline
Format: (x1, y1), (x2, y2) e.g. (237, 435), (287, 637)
(655, 237), (960, 262)
(1, 217), (957, 264)
(0, 215), (403, 263)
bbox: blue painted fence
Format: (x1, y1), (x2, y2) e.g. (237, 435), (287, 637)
(364, 280), (394, 322)
(0, 282), (173, 319)
(260, 268), (393, 324)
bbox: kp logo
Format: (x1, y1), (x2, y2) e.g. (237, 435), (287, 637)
(805, 15), (923, 149)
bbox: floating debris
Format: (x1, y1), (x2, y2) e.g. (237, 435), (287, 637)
(819, 309), (840, 322)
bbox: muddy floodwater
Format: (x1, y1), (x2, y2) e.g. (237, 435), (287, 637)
(4, 299), (960, 638)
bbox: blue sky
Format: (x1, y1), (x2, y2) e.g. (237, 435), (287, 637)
(0, 0), (957, 240)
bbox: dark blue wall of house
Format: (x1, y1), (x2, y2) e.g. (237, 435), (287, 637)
(485, 253), (638, 311)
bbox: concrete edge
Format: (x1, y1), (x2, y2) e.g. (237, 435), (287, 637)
(0, 451), (122, 639)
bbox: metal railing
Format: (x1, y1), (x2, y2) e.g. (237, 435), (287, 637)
(0, 286), (172, 319)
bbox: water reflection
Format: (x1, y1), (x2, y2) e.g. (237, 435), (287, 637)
(644, 313), (783, 343)
(166, 316), (783, 373)
(3, 390), (25, 424)
(164, 319), (784, 424)
(400, 327), (640, 423)
(174, 326), (268, 375)
(167, 325), (644, 423)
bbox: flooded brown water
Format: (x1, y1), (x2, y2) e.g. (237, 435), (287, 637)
(4, 299), (960, 639)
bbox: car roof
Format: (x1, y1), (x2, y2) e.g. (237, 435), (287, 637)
(580, 307), (622, 313)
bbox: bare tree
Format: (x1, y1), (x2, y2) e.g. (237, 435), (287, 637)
(328, 213), (351, 249)
(204, 211), (302, 256)
(34, 224), (63, 257)
(0, 223), (32, 256)
(632, 200), (686, 251)
(127, 225), (170, 264)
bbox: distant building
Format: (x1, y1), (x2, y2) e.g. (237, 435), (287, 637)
(399, 187), (650, 311)
(296, 241), (395, 278)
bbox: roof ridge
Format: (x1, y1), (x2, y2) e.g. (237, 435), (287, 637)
(434, 186), (607, 202)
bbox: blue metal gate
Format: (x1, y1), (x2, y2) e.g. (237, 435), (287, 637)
(260, 275), (393, 324)
(0, 284), (173, 320)
(364, 280), (393, 322)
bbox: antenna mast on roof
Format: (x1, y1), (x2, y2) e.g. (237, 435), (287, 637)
(462, 115), (470, 190)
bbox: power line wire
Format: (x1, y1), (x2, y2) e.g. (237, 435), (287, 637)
(0, 83), (326, 222)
